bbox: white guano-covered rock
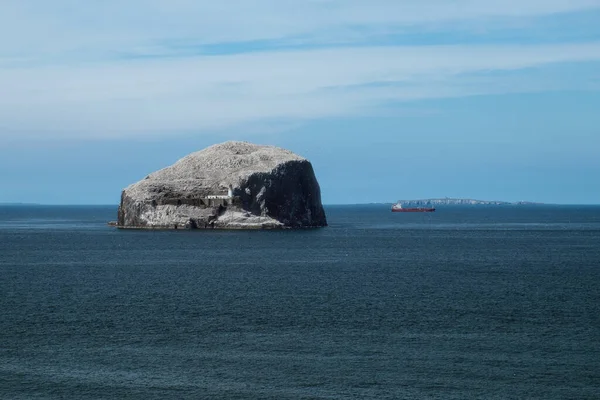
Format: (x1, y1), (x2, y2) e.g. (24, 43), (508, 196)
(117, 141), (327, 229)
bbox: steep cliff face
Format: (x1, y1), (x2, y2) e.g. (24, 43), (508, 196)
(117, 141), (327, 229)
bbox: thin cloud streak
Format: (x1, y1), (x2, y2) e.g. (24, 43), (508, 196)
(2, 0), (600, 59)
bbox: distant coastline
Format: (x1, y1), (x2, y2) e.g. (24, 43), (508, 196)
(394, 198), (544, 206)
(0, 203), (113, 207)
(0, 202), (41, 206)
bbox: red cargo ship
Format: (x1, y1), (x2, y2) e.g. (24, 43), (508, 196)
(391, 202), (435, 213)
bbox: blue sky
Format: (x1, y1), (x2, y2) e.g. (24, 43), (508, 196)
(1, 1), (600, 205)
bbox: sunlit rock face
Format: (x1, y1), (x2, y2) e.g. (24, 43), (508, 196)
(117, 141), (327, 230)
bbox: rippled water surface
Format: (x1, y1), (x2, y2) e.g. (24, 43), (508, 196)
(1, 205), (599, 399)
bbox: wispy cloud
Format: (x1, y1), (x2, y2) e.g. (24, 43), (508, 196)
(3, 1), (600, 54)
(1, 1), (600, 138)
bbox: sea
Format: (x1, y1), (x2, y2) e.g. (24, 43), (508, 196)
(1, 204), (599, 399)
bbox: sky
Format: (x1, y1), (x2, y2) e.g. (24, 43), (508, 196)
(1, 1), (599, 205)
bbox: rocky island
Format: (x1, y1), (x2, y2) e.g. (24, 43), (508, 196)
(116, 141), (327, 230)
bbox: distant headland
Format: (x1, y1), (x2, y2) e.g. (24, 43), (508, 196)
(395, 198), (544, 206)
(0, 202), (41, 206)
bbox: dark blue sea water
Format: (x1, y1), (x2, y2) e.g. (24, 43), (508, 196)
(1, 205), (599, 399)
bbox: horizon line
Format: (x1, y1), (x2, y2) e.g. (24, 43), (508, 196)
(2, 202), (599, 207)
